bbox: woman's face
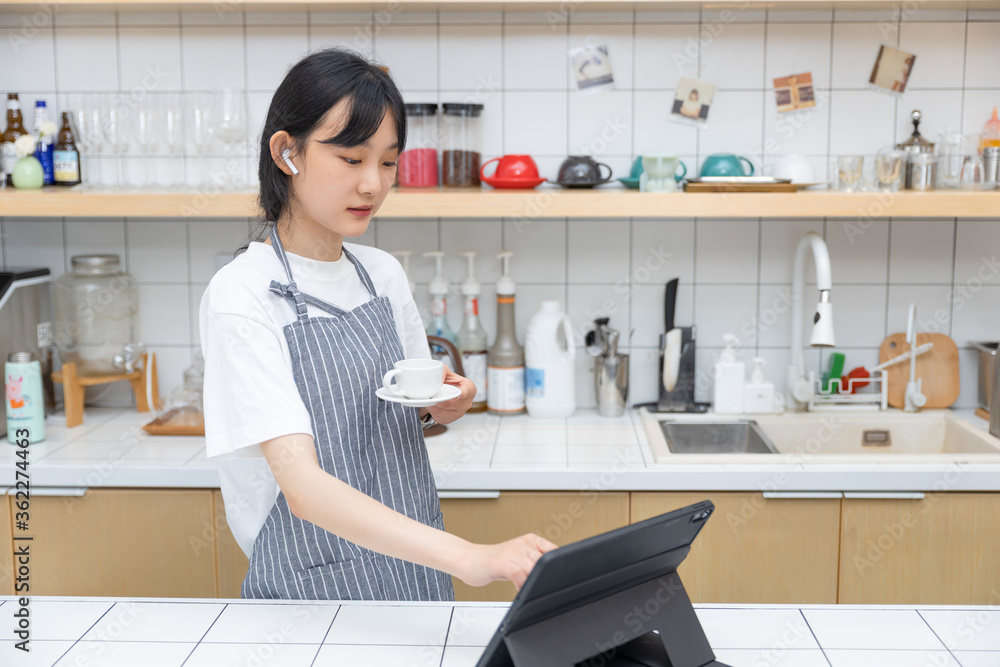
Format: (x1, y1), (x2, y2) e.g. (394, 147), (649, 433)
(287, 98), (399, 241)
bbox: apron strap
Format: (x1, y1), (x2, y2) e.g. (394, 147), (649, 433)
(268, 226), (309, 320)
(267, 224), (378, 319)
(342, 245), (378, 298)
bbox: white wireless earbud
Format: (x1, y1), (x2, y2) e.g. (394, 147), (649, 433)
(281, 148), (299, 175)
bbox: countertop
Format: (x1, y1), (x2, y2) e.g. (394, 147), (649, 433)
(2, 407), (1000, 492)
(2, 595), (998, 667)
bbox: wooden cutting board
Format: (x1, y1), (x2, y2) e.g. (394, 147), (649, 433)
(879, 333), (960, 409)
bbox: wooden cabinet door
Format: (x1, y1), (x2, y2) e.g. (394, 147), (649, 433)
(840, 493), (1000, 604)
(214, 490), (249, 598)
(440, 491), (630, 602)
(1, 495), (12, 596)
(631, 492), (841, 604)
(31, 489), (217, 597)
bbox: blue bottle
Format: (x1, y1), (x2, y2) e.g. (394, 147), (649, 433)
(6, 351), (45, 444)
(32, 100), (55, 185)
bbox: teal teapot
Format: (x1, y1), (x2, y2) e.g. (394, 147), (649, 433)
(699, 154), (755, 177)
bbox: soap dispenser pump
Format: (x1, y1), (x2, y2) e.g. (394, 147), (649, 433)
(744, 357), (776, 414)
(713, 334), (745, 414)
(423, 251), (457, 362)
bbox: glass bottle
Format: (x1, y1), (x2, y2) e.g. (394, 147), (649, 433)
(54, 112), (82, 186)
(2, 93), (28, 187)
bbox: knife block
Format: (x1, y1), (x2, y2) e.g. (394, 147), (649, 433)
(658, 326), (704, 412)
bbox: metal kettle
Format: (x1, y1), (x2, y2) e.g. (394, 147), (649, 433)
(897, 110), (937, 190)
(585, 318), (629, 418)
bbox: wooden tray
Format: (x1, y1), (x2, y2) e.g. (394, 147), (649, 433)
(142, 407), (205, 436)
(879, 333), (960, 409)
(684, 182), (799, 193)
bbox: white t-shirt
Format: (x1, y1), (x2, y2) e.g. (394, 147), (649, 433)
(199, 240), (430, 557)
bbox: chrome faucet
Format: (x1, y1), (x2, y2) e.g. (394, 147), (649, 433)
(903, 303), (927, 412)
(786, 232), (836, 411)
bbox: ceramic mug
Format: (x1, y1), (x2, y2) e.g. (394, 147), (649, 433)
(480, 154), (540, 181)
(769, 154), (816, 183)
(639, 155), (688, 192)
(382, 359), (445, 399)
(700, 154), (755, 178)
(558, 155), (613, 183)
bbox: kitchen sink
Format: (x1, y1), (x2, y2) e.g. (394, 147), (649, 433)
(758, 412), (1000, 457)
(642, 409), (1000, 463)
(659, 420), (778, 454)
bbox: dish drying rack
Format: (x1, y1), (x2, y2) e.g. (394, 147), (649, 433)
(807, 369), (888, 411)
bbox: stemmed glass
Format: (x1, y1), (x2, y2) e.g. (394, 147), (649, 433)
(133, 97), (160, 188)
(102, 94), (131, 189)
(188, 92), (215, 186)
(162, 94), (185, 189)
(66, 93), (105, 190)
(210, 88), (247, 188)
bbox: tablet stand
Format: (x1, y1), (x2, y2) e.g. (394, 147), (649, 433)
(503, 571), (729, 667)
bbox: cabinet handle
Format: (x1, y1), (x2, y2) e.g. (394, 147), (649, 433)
(437, 491), (501, 499)
(762, 492), (843, 499)
(843, 492), (926, 500)
(7, 486), (88, 497)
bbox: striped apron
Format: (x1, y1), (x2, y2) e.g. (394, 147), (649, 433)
(241, 226), (454, 602)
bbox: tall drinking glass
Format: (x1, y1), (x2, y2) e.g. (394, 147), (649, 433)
(187, 93), (214, 186)
(211, 88), (246, 188)
(133, 97), (160, 187)
(103, 94), (131, 189)
(163, 93), (185, 189)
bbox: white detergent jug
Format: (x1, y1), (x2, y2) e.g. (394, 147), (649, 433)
(524, 301), (576, 418)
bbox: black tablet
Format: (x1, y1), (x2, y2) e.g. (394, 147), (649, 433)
(476, 500), (723, 667)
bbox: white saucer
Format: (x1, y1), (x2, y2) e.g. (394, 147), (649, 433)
(376, 384), (461, 408)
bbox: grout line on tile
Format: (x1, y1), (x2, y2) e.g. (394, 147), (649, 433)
(178, 603), (228, 666)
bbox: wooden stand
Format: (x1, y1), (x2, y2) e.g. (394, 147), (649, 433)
(52, 353), (159, 427)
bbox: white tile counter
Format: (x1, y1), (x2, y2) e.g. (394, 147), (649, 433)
(2, 408), (1000, 492)
(2, 596), (998, 667)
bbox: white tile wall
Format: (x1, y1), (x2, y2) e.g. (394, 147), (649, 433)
(2, 8), (999, 410)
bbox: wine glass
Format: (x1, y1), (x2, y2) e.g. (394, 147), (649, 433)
(102, 94), (131, 189)
(64, 93), (104, 189)
(162, 93), (185, 189)
(210, 88), (246, 188)
(133, 97), (160, 187)
(187, 92), (214, 186)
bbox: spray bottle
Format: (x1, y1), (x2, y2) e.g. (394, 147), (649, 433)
(457, 251), (488, 412)
(487, 251), (525, 415)
(423, 251), (456, 363)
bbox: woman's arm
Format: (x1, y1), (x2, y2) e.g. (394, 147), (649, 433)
(261, 432), (557, 589)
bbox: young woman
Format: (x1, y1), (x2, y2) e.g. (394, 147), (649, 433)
(200, 48), (556, 601)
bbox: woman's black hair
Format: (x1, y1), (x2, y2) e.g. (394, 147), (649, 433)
(256, 47), (406, 228)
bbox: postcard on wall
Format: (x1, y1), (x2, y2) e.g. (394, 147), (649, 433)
(869, 45), (916, 95)
(569, 42), (615, 92)
(773, 72), (816, 113)
(669, 77), (716, 128)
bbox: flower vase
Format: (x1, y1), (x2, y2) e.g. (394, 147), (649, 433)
(12, 156), (44, 189)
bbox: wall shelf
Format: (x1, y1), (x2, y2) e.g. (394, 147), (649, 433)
(1, 187), (997, 219)
(0, 0), (997, 9)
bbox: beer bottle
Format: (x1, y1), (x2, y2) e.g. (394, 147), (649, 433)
(2, 93), (28, 187)
(53, 112), (81, 186)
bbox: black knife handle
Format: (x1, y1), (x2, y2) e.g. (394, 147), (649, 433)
(664, 278), (679, 331)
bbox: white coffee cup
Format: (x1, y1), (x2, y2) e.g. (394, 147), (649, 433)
(382, 359), (445, 400)
(771, 154), (816, 183)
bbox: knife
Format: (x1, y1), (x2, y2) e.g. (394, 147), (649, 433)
(662, 278), (681, 393)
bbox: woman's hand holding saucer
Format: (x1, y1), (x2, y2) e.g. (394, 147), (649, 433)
(426, 366), (476, 424)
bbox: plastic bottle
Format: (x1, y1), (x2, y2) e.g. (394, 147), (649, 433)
(6, 351), (45, 444)
(525, 301), (576, 418)
(32, 100), (54, 185)
(423, 251), (457, 364)
(713, 334), (744, 415)
(744, 357), (776, 414)
(456, 251), (488, 412)
(980, 107), (1000, 152)
(487, 251), (525, 415)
